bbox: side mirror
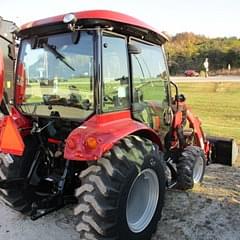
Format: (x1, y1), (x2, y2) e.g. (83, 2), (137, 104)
(0, 49), (4, 103)
(8, 43), (16, 61)
(128, 43), (141, 55)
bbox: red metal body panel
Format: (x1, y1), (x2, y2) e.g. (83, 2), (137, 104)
(171, 100), (207, 153)
(186, 109), (205, 150)
(20, 10), (167, 41)
(0, 49), (5, 103)
(11, 107), (32, 137)
(15, 63), (27, 104)
(64, 110), (162, 161)
(173, 111), (183, 129)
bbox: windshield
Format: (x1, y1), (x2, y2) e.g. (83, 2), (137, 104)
(17, 31), (94, 119)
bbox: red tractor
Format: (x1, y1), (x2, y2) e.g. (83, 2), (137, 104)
(0, 10), (236, 240)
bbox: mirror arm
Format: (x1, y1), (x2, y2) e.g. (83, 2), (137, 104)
(11, 33), (17, 82)
(170, 81), (179, 110)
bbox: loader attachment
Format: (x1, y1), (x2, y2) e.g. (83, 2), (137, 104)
(207, 136), (238, 166)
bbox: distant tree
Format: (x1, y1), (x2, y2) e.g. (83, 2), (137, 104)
(165, 32), (240, 75)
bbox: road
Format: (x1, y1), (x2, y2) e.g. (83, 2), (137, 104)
(171, 75), (240, 82)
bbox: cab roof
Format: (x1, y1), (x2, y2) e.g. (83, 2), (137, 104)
(20, 10), (168, 44)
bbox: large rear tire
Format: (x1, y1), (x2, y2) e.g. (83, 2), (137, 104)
(0, 136), (37, 213)
(74, 135), (166, 240)
(176, 146), (206, 190)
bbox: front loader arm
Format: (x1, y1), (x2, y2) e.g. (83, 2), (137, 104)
(168, 96), (238, 166)
(168, 96), (210, 158)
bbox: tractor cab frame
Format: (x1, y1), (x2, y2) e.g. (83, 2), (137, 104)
(2, 10), (174, 159)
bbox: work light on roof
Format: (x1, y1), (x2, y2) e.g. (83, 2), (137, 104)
(10, 23), (19, 34)
(63, 13), (77, 24)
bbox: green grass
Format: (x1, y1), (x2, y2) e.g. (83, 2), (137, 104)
(175, 82), (240, 143)
(26, 80), (240, 143)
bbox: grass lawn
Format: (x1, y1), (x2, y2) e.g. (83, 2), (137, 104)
(175, 82), (240, 144)
(26, 79), (240, 143)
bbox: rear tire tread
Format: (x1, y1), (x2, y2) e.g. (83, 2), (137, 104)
(74, 135), (165, 239)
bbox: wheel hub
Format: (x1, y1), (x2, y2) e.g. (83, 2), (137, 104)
(126, 168), (159, 233)
(193, 156), (204, 183)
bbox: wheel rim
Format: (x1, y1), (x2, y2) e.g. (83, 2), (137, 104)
(165, 164), (172, 186)
(193, 156), (204, 183)
(126, 168), (159, 233)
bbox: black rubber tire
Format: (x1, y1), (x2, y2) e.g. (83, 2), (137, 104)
(0, 135), (38, 213)
(176, 146), (206, 190)
(74, 135), (166, 240)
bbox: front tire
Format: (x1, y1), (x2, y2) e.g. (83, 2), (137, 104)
(176, 146), (206, 190)
(74, 135), (166, 240)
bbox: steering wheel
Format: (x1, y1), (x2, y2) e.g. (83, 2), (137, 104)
(103, 95), (114, 103)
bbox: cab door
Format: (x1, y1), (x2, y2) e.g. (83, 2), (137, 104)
(130, 39), (172, 138)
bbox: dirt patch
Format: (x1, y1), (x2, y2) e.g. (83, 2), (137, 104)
(0, 162), (240, 240)
(153, 162), (240, 240)
(0, 202), (79, 240)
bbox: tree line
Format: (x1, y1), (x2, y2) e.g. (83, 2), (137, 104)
(165, 32), (240, 75)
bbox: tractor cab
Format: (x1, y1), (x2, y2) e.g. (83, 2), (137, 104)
(17, 11), (170, 124)
(0, 10), (174, 158)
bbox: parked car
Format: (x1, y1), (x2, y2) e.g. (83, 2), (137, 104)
(184, 69), (199, 77)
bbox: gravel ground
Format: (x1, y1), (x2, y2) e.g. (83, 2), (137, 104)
(0, 157), (239, 240)
(153, 160), (240, 240)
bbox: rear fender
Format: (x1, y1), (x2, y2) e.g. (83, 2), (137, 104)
(64, 111), (162, 161)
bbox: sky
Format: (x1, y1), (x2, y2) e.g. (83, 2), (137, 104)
(1, 0), (240, 38)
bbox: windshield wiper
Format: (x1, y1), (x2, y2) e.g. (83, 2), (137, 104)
(43, 43), (75, 71)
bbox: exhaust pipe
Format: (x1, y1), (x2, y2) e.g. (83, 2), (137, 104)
(207, 136), (238, 166)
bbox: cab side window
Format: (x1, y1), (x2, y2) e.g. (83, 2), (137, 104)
(102, 33), (129, 112)
(131, 39), (169, 132)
